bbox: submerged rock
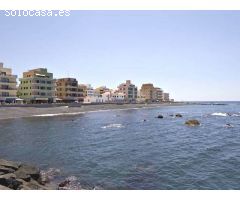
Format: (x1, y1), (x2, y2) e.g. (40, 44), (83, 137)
(185, 120), (200, 126)
(58, 180), (70, 188)
(225, 123), (234, 128)
(157, 115), (164, 119)
(175, 114), (183, 117)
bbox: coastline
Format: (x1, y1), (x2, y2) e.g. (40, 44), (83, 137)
(0, 158), (56, 190)
(0, 103), (187, 120)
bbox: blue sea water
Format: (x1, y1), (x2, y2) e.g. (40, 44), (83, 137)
(0, 103), (240, 189)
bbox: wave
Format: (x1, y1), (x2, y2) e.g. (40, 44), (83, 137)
(40, 168), (61, 184)
(101, 123), (124, 129)
(32, 112), (85, 117)
(58, 176), (82, 190)
(211, 112), (229, 117)
(232, 114), (240, 117)
(211, 112), (240, 117)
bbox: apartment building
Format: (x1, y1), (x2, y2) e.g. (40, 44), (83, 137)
(163, 92), (170, 102)
(18, 68), (56, 103)
(117, 80), (138, 102)
(154, 87), (164, 102)
(85, 84), (95, 96)
(140, 83), (155, 102)
(0, 63), (17, 103)
(56, 78), (84, 103)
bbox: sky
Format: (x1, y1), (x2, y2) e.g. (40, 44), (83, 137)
(0, 10), (240, 101)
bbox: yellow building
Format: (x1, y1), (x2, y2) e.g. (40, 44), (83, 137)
(0, 63), (17, 103)
(56, 78), (84, 102)
(140, 83), (155, 102)
(18, 68), (56, 103)
(94, 86), (109, 95)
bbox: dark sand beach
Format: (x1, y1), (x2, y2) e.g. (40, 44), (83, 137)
(0, 103), (185, 120)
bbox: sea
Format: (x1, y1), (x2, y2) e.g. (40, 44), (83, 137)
(0, 102), (240, 189)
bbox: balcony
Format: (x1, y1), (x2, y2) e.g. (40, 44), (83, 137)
(0, 74), (17, 79)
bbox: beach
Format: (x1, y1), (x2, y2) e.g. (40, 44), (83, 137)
(0, 103), (185, 120)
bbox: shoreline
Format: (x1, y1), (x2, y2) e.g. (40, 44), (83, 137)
(0, 158), (55, 190)
(0, 103), (187, 120)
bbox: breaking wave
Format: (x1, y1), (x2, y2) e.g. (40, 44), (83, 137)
(211, 112), (229, 117)
(101, 123), (124, 129)
(40, 168), (61, 184)
(32, 112), (85, 117)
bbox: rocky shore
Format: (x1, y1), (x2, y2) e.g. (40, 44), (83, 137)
(0, 159), (55, 190)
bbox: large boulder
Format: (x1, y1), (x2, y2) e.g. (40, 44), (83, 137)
(0, 166), (15, 174)
(0, 185), (11, 190)
(0, 173), (22, 190)
(17, 164), (40, 181)
(14, 169), (31, 182)
(18, 179), (49, 190)
(185, 120), (200, 126)
(0, 159), (20, 170)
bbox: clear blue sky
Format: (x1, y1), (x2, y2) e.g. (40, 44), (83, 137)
(0, 11), (240, 101)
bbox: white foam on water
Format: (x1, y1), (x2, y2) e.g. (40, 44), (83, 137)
(232, 114), (240, 117)
(211, 112), (229, 117)
(32, 112), (85, 117)
(101, 123), (124, 129)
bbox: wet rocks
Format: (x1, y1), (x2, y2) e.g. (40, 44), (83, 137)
(0, 158), (52, 190)
(58, 176), (82, 190)
(157, 115), (164, 119)
(14, 169), (31, 182)
(0, 184), (11, 190)
(0, 159), (20, 170)
(175, 114), (183, 117)
(0, 166), (15, 174)
(58, 180), (70, 188)
(225, 123), (234, 128)
(17, 164), (40, 181)
(185, 120), (200, 126)
(39, 168), (61, 185)
(0, 173), (22, 190)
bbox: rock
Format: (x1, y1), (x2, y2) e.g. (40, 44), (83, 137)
(175, 114), (183, 117)
(157, 115), (164, 119)
(0, 166), (15, 174)
(14, 169), (31, 182)
(18, 164), (40, 181)
(185, 120), (200, 126)
(18, 179), (49, 190)
(58, 180), (70, 188)
(0, 173), (22, 190)
(0, 159), (20, 170)
(225, 123), (234, 128)
(39, 168), (61, 185)
(0, 185), (12, 190)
